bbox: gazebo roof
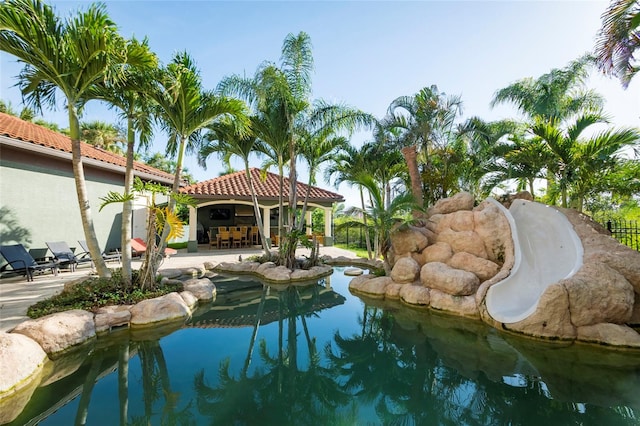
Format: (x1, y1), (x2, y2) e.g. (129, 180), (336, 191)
(180, 167), (344, 202)
(0, 112), (174, 183)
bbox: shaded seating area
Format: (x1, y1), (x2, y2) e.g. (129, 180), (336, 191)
(0, 244), (59, 282)
(209, 226), (254, 249)
(78, 240), (121, 264)
(45, 241), (93, 272)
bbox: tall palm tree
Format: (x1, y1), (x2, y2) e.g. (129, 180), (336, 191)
(220, 32), (373, 268)
(149, 51), (247, 257)
(199, 116), (271, 256)
(90, 37), (158, 287)
(595, 0), (640, 87)
(490, 55), (603, 123)
(0, 0), (141, 278)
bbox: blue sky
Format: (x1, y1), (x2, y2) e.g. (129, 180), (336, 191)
(1, 0), (638, 206)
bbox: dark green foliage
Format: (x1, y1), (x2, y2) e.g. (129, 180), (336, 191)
(26, 270), (183, 318)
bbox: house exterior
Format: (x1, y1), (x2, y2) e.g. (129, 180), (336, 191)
(180, 168), (344, 251)
(0, 112), (174, 257)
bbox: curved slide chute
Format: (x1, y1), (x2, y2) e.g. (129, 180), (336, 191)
(486, 199), (583, 324)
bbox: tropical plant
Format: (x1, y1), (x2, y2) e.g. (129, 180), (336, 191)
(148, 51), (247, 260)
(0, 0), (144, 277)
(80, 120), (126, 154)
(595, 0), (640, 87)
(199, 116), (272, 256)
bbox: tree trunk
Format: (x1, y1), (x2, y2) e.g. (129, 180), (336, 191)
(401, 145), (423, 217)
(245, 166), (271, 257)
(360, 187), (373, 260)
(68, 106), (111, 278)
(121, 117), (134, 288)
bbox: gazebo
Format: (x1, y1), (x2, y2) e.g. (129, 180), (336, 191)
(180, 168), (344, 252)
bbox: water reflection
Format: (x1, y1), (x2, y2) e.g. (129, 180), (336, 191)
(4, 274), (640, 425)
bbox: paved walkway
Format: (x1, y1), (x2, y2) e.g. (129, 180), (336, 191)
(0, 245), (358, 332)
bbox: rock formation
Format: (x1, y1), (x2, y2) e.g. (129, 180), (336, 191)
(349, 191), (640, 348)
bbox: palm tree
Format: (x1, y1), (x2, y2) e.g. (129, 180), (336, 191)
(199, 116), (271, 256)
(491, 55), (603, 122)
(80, 120), (126, 154)
(531, 113), (639, 210)
(595, 0), (640, 87)
(383, 85), (464, 211)
(0, 0), (142, 278)
(149, 51), (247, 257)
(220, 32), (373, 268)
(90, 37), (158, 287)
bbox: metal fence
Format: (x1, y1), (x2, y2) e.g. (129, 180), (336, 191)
(333, 222), (371, 249)
(604, 219), (639, 251)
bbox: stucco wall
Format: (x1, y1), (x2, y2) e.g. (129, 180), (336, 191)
(1, 157), (124, 255)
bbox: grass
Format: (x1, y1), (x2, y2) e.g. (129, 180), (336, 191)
(27, 270), (183, 319)
(334, 243), (371, 259)
(168, 242), (188, 249)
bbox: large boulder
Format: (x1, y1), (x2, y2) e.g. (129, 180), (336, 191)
(437, 229), (488, 259)
(391, 257), (420, 283)
(576, 323), (640, 348)
(428, 191), (474, 215)
(0, 332), (47, 397)
(429, 288), (479, 318)
(448, 252), (500, 282)
(390, 225), (430, 257)
(399, 284), (431, 306)
(11, 310), (96, 355)
(262, 265), (292, 282)
(563, 263), (634, 327)
(436, 210), (475, 233)
(349, 276), (394, 298)
(421, 262), (480, 296)
(183, 278), (216, 301)
(94, 305), (132, 334)
(417, 242), (454, 265)
(473, 200), (513, 266)
(130, 292), (190, 326)
(503, 283), (576, 340)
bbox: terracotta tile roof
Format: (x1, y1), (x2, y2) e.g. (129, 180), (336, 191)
(180, 168), (344, 202)
(0, 112), (174, 183)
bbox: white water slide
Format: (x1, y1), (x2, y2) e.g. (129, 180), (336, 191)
(485, 199), (584, 324)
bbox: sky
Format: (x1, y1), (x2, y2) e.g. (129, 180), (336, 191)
(1, 0), (639, 207)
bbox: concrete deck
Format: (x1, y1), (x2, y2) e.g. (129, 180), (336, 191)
(0, 245), (358, 332)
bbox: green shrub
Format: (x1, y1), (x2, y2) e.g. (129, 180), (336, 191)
(27, 270), (183, 319)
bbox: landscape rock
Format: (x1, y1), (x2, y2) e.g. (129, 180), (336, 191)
(428, 191), (475, 215)
(11, 310), (96, 355)
(437, 229), (488, 259)
(429, 288), (479, 318)
(473, 200), (513, 266)
(399, 284), (431, 306)
(391, 257), (420, 283)
(344, 268), (363, 276)
(256, 262), (277, 274)
(203, 261), (217, 270)
(262, 265), (293, 282)
(385, 283), (405, 299)
(418, 242), (454, 264)
(349, 276), (394, 298)
(129, 292), (191, 326)
(503, 284), (576, 340)
(180, 291), (199, 310)
(390, 225), (430, 256)
(420, 262), (480, 296)
(440, 210), (475, 233)
(0, 333), (47, 398)
(448, 252), (500, 282)
(576, 323), (640, 348)
(94, 305), (132, 334)
(183, 278), (216, 301)
(563, 263), (634, 327)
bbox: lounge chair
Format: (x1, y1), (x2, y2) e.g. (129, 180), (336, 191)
(131, 238), (177, 258)
(45, 241), (93, 272)
(78, 240), (121, 264)
(0, 244), (59, 281)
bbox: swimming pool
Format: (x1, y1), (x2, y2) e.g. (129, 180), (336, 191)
(5, 267), (640, 425)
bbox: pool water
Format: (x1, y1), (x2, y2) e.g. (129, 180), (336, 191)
(5, 267), (640, 425)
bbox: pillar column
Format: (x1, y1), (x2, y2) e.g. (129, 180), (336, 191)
(323, 206), (334, 246)
(187, 205), (198, 252)
(263, 206), (272, 248)
(305, 210), (313, 236)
